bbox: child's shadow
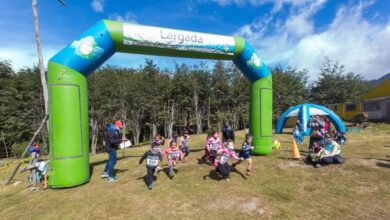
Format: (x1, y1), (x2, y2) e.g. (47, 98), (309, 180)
(203, 166), (247, 181)
(136, 174), (158, 187)
(162, 167), (178, 179)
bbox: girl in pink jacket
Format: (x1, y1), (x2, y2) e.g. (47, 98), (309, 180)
(162, 141), (184, 178)
(206, 131), (224, 164)
(214, 139), (242, 181)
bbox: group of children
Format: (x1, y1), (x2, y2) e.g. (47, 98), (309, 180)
(139, 130), (191, 189)
(139, 130), (255, 189)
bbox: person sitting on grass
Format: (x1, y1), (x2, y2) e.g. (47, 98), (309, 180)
(139, 142), (163, 190)
(162, 141), (184, 178)
(306, 141), (324, 166)
(206, 131), (223, 164)
(213, 139), (242, 181)
(232, 134), (254, 176)
(315, 133), (344, 168)
(199, 132), (212, 163)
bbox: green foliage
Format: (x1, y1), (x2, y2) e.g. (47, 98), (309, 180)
(0, 57), (374, 157)
(310, 58), (371, 104)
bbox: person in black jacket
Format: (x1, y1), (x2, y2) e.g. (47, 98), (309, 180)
(222, 122), (235, 142)
(101, 120), (125, 182)
(139, 142), (163, 190)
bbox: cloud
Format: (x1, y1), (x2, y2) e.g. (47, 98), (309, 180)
(91, 0), (104, 12)
(235, 0), (390, 80)
(108, 12), (137, 23)
(0, 46), (59, 71)
(203, 0), (320, 12)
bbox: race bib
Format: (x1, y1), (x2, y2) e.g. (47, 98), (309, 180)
(210, 143), (218, 150)
(168, 152), (180, 160)
(220, 154), (229, 164)
(146, 157), (159, 166)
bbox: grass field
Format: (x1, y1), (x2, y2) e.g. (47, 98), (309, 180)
(0, 124), (389, 220)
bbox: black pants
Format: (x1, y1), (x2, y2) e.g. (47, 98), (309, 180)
(216, 163), (230, 179)
(146, 166), (157, 186)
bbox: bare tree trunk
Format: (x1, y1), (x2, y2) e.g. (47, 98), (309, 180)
(152, 114), (157, 139)
(32, 0), (48, 115)
(194, 90), (204, 134)
(90, 118), (97, 155)
(130, 109), (143, 145)
(1, 131), (9, 158)
(207, 96), (211, 131)
(167, 100), (175, 138)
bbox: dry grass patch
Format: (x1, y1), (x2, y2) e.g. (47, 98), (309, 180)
(0, 124), (389, 219)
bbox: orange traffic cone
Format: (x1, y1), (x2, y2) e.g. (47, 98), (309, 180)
(292, 138), (301, 160)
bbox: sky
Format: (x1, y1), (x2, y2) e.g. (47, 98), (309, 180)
(0, 0), (389, 80)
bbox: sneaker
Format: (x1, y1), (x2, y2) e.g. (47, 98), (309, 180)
(108, 177), (118, 182)
(100, 172), (109, 178)
(169, 170), (175, 178)
(246, 170), (252, 176)
(147, 184), (153, 190)
(224, 178), (230, 182)
(315, 163), (322, 168)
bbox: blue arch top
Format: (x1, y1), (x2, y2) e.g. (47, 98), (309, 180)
(275, 103), (346, 135)
(49, 20), (271, 81)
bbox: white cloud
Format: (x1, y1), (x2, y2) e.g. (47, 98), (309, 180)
(235, 0), (390, 80)
(91, 0), (104, 12)
(205, 0), (320, 12)
(108, 12), (137, 23)
(0, 46), (59, 71)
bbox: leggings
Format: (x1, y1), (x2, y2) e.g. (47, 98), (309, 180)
(146, 166), (157, 186)
(216, 163), (230, 179)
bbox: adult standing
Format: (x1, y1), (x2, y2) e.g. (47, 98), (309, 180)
(309, 115), (325, 151)
(222, 122), (235, 142)
(101, 120), (126, 182)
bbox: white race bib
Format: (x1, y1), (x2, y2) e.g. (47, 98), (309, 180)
(146, 158), (159, 166)
(220, 154), (229, 164)
(210, 143), (218, 150)
(168, 153), (180, 159)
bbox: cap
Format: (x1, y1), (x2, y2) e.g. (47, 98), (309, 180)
(114, 120), (123, 128)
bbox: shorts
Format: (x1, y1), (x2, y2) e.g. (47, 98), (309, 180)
(239, 151), (251, 160)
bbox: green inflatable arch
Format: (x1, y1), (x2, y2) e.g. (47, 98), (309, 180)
(48, 20), (273, 188)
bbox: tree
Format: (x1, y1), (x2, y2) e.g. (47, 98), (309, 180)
(310, 58), (371, 105)
(272, 65), (308, 118)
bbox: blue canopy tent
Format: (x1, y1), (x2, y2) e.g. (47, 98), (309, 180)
(275, 103), (346, 135)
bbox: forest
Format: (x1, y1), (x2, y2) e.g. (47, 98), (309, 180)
(0, 57), (371, 158)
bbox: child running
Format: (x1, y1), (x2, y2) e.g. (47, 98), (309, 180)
(139, 142), (163, 190)
(214, 139), (242, 181)
(162, 141), (184, 178)
(232, 134), (254, 176)
(206, 131), (223, 164)
(179, 130), (191, 162)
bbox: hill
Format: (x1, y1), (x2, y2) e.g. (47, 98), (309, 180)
(367, 73), (390, 86)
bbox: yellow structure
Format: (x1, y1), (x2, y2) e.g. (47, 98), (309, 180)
(360, 79), (390, 120)
(328, 102), (361, 120)
(330, 79), (390, 120)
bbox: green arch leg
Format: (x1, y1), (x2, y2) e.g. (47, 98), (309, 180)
(47, 62), (90, 188)
(250, 75), (273, 155)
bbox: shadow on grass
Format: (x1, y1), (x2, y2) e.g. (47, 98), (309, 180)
(376, 162), (390, 168)
(203, 165), (247, 181)
(89, 154), (141, 178)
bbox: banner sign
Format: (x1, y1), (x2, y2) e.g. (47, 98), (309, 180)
(123, 23), (235, 55)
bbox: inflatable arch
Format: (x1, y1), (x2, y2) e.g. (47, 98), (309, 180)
(275, 103), (346, 135)
(48, 20), (273, 188)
